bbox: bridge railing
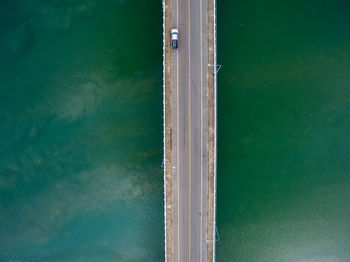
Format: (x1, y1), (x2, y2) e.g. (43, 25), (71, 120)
(213, 0), (217, 260)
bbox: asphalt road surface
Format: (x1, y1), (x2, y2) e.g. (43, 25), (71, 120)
(170, 0), (209, 261)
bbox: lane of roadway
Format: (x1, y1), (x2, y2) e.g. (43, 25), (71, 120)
(171, 0), (209, 260)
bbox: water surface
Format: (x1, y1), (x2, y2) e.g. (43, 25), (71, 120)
(0, 0), (163, 261)
(217, 0), (350, 261)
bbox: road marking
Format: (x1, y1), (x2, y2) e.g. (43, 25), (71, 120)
(176, 0), (180, 260)
(188, 0), (191, 260)
(200, 0), (203, 259)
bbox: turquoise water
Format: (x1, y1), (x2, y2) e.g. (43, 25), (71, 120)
(217, 0), (350, 261)
(0, 0), (163, 261)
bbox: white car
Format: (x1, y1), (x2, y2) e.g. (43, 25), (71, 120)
(171, 29), (178, 49)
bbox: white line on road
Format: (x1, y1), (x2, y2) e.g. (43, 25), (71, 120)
(200, 0), (203, 259)
(188, 0), (192, 259)
(176, 0), (180, 262)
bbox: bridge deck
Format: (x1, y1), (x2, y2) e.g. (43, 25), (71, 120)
(163, 0), (217, 261)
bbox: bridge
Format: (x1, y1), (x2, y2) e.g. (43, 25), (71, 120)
(163, 0), (217, 261)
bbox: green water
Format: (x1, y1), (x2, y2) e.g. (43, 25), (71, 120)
(217, 0), (350, 261)
(0, 0), (163, 261)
